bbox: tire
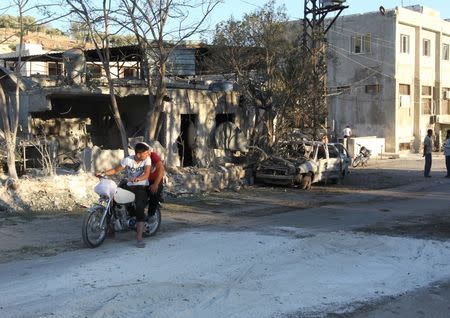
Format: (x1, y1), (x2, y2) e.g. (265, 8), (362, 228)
(300, 173), (312, 190)
(144, 206), (161, 237)
(82, 206), (108, 248)
(352, 155), (362, 167)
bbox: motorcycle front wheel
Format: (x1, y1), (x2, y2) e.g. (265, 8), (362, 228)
(352, 155), (362, 167)
(82, 206), (108, 248)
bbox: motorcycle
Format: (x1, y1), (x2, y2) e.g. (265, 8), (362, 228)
(82, 177), (161, 248)
(352, 144), (371, 167)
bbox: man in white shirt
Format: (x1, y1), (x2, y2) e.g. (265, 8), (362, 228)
(342, 125), (352, 148)
(96, 142), (152, 247)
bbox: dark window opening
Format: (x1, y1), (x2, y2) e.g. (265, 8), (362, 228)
(399, 142), (411, 151)
(215, 113), (235, 125)
(123, 67), (138, 78)
(48, 62), (63, 76)
(87, 64), (102, 78)
(177, 114), (198, 167)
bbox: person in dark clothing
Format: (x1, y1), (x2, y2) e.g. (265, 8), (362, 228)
(423, 129), (433, 177)
(444, 129), (450, 178)
(147, 150), (165, 217)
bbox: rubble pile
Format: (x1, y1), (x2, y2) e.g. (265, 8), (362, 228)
(0, 174), (98, 213)
(0, 164), (246, 212)
(165, 164), (245, 196)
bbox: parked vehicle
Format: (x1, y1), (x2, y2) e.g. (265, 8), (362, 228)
(255, 139), (351, 190)
(82, 178), (161, 248)
(352, 144), (371, 167)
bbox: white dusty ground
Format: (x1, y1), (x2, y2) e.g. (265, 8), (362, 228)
(1, 228), (450, 318)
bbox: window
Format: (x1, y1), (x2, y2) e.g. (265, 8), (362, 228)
(442, 88), (450, 115)
(87, 64), (102, 78)
(351, 34), (371, 54)
(399, 84), (410, 95)
(422, 85), (432, 96)
(400, 34), (410, 54)
(48, 62), (62, 76)
(421, 85), (433, 114)
(328, 145), (339, 158)
(443, 44), (450, 61)
(337, 86), (351, 94)
(399, 84), (411, 108)
(365, 84), (381, 94)
(423, 39), (431, 57)
(123, 67), (138, 78)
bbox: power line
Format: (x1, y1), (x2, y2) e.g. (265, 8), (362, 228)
(327, 42), (395, 67)
(329, 25), (396, 47)
(328, 28), (395, 50)
(329, 46), (395, 79)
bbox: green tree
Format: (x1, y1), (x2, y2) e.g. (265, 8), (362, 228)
(211, 0), (304, 147)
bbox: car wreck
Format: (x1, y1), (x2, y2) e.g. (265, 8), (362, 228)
(255, 137), (351, 189)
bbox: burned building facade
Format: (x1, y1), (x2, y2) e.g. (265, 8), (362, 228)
(0, 44), (248, 171)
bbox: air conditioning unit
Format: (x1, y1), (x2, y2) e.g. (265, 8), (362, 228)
(400, 95), (411, 107)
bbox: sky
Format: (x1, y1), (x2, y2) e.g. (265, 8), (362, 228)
(183, 0), (450, 40)
(209, 0), (450, 23)
(3, 0), (450, 41)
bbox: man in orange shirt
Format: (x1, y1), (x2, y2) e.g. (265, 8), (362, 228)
(147, 150), (165, 217)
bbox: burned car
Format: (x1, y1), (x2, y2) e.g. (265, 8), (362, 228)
(255, 139), (351, 189)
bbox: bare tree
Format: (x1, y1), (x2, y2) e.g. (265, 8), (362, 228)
(65, 0), (130, 155)
(0, 0), (71, 180)
(117, 0), (220, 142)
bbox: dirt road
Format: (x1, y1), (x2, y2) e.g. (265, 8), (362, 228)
(0, 155), (449, 317)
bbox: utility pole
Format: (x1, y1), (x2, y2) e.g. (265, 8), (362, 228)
(302, 0), (347, 139)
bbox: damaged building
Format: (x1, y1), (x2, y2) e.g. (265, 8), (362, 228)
(0, 43), (250, 173)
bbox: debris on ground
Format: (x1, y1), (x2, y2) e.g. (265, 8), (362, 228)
(0, 164), (246, 213)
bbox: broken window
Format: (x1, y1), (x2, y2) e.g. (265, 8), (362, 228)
(400, 34), (410, 54)
(328, 145), (339, 158)
(351, 33), (371, 54)
(123, 67), (138, 79)
(365, 84), (381, 94)
(336, 86), (351, 94)
(87, 64), (102, 78)
(48, 62), (63, 76)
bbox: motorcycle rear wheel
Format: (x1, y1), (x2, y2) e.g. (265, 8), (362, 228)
(82, 206), (107, 248)
(144, 206), (161, 237)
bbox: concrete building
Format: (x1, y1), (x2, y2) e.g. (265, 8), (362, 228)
(0, 43), (50, 76)
(327, 5), (450, 153)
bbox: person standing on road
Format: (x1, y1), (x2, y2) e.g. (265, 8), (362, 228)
(444, 130), (450, 178)
(423, 129), (433, 177)
(342, 125), (352, 149)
